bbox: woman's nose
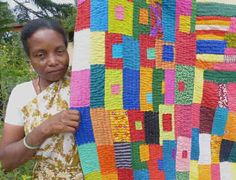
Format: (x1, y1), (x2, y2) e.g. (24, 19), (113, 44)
(47, 54), (58, 66)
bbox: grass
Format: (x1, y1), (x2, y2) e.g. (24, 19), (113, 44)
(0, 121), (34, 180)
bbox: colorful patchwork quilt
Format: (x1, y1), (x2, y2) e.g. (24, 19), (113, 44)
(70, 0), (236, 179)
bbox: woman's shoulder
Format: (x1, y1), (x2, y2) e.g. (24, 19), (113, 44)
(10, 80), (36, 104)
(13, 80), (34, 92)
(5, 80), (36, 126)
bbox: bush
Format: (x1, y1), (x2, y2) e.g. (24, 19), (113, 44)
(0, 33), (36, 121)
(0, 33), (35, 179)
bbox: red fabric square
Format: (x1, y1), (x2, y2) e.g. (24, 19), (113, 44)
(176, 32), (196, 66)
(162, 114), (172, 131)
(149, 144), (163, 160)
(191, 103), (200, 128)
(140, 34), (156, 68)
(200, 106), (215, 133)
(75, 0), (90, 31)
(128, 110), (145, 142)
(202, 81), (219, 109)
(105, 33), (123, 69)
(182, 150), (188, 159)
(118, 169), (134, 180)
(178, 81), (185, 92)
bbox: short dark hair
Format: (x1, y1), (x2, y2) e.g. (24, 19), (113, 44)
(20, 18), (68, 56)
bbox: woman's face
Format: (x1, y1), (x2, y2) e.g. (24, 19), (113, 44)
(27, 28), (69, 83)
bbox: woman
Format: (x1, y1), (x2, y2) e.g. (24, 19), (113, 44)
(0, 19), (83, 179)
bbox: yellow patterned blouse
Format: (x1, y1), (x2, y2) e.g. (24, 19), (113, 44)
(21, 77), (83, 179)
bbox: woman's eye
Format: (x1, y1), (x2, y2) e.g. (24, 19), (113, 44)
(36, 53), (45, 59)
(57, 49), (65, 55)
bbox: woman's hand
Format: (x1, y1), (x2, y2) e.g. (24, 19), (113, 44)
(41, 110), (80, 137)
(0, 110), (80, 171)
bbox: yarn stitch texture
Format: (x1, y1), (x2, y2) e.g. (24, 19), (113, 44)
(71, 0), (236, 179)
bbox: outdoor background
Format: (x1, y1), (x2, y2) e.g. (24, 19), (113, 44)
(0, 0), (77, 179)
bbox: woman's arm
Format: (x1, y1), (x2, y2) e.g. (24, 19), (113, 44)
(0, 110), (80, 171)
(0, 123), (49, 171)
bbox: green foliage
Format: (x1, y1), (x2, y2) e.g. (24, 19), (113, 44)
(0, 33), (36, 121)
(0, 122), (34, 179)
(0, 33), (36, 178)
(61, 6), (77, 33)
(0, 2), (15, 29)
(0, 146), (34, 179)
(13, 0), (77, 32)
(0, 2), (16, 43)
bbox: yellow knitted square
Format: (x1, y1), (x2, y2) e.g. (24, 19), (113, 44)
(108, 0), (133, 36)
(109, 110), (131, 142)
(179, 15), (191, 33)
(139, 144), (150, 162)
(91, 32), (105, 64)
(199, 165), (211, 180)
(193, 68), (204, 103)
(105, 69), (123, 110)
(140, 67), (153, 111)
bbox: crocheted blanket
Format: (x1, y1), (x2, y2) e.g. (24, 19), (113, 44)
(70, 0), (236, 179)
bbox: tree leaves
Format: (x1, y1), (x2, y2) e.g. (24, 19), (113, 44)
(13, 0), (77, 30)
(0, 2), (16, 40)
(0, 34), (36, 121)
